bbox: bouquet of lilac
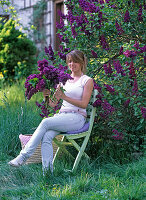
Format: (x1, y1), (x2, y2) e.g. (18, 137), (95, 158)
(25, 59), (72, 118)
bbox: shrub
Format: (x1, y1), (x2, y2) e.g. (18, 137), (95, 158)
(42, 0), (145, 161)
(0, 19), (37, 82)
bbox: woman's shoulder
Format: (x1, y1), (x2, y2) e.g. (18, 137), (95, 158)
(81, 75), (92, 86)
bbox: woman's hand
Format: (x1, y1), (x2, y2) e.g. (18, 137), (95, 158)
(43, 89), (50, 98)
(54, 85), (65, 101)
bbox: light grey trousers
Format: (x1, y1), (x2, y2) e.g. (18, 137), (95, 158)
(20, 112), (86, 171)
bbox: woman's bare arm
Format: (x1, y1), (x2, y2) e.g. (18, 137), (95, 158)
(55, 79), (94, 109)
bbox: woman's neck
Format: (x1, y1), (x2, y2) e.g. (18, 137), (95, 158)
(71, 71), (83, 78)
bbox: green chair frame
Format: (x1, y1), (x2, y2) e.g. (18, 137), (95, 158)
(53, 89), (98, 172)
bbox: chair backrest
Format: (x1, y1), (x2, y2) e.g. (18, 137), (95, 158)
(86, 89), (98, 133)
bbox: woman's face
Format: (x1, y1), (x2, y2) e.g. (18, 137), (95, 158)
(68, 57), (82, 73)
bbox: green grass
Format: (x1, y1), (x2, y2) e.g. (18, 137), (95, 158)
(0, 81), (146, 200)
(0, 155), (145, 199)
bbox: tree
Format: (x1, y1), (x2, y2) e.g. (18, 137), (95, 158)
(0, 19), (37, 82)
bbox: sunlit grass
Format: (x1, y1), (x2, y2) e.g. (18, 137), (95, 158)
(0, 81), (145, 200)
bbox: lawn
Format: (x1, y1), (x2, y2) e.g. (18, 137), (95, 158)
(0, 81), (145, 200)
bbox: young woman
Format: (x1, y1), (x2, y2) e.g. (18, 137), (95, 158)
(8, 50), (93, 174)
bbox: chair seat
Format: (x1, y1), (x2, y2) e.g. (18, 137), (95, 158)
(62, 122), (90, 135)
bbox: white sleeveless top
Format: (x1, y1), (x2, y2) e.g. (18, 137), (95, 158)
(60, 75), (92, 117)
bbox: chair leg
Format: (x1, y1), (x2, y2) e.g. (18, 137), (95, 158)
(68, 139), (90, 160)
(53, 136), (74, 165)
(71, 136), (90, 172)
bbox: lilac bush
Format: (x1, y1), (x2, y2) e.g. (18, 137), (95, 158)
(52, 0), (146, 160)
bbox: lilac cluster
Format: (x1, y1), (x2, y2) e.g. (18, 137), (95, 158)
(129, 61), (136, 79)
(93, 80), (102, 93)
(71, 26), (78, 38)
(56, 17), (65, 30)
(25, 59), (72, 117)
(138, 5), (143, 21)
(115, 21), (124, 35)
(91, 50), (98, 58)
(100, 99), (115, 118)
(45, 45), (55, 61)
(124, 10), (130, 22)
(25, 74), (45, 100)
(119, 46), (123, 55)
(113, 60), (126, 76)
(103, 63), (113, 75)
(104, 84), (115, 95)
(133, 41), (139, 50)
(93, 99), (102, 107)
(79, 0), (100, 13)
(36, 101), (51, 118)
(123, 50), (137, 58)
(124, 99), (130, 107)
(100, 34), (109, 50)
(140, 107), (146, 119)
(112, 129), (123, 140)
(132, 78), (138, 95)
(58, 45), (70, 61)
(36, 101), (62, 118)
(139, 45), (146, 53)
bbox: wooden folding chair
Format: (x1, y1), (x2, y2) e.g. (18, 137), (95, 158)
(53, 89), (98, 172)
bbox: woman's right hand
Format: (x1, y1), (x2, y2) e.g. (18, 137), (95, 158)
(43, 89), (50, 98)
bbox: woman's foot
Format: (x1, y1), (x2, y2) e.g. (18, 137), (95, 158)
(8, 155), (26, 167)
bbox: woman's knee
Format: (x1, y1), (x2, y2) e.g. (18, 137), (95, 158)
(42, 130), (58, 144)
(40, 118), (50, 130)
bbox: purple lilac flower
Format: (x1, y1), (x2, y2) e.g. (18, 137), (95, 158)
(124, 10), (130, 22)
(133, 41), (139, 50)
(45, 45), (55, 61)
(110, 4), (117, 9)
(104, 84), (115, 95)
(100, 99), (115, 119)
(132, 79), (138, 94)
(100, 34), (109, 50)
(139, 45), (146, 53)
(91, 50), (98, 58)
(125, 61), (130, 66)
(105, 0), (110, 3)
(93, 99), (102, 107)
(124, 99), (130, 107)
(71, 26), (78, 38)
(76, 14), (89, 27)
(112, 129), (124, 140)
(67, 10), (75, 25)
(99, 0), (104, 4)
(115, 21), (124, 35)
(96, 94), (103, 100)
(56, 17), (65, 30)
(58, 10), (66, 19)
(129, 61), (136, 79)
(104, 63), (113, 75)
(58, 52), (66, 60)
(113, 60), (126, 76)
(138, 5), (143, 21)
(79, 0), (100, 13)
(123, 50), (137, 58)
(93, 80), (102, 93)
(102, 99), (115, 113)
(140, 107), (146, 119)
(144, 56), (146, 64)
(119, 46), (123, 55)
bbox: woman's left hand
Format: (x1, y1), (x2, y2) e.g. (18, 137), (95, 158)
(54, 85), (65, 101)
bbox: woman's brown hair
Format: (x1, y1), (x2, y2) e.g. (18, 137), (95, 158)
(66, 50), (87, 74)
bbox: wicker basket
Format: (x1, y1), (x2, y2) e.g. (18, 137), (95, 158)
(19, 134), (63, 164)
